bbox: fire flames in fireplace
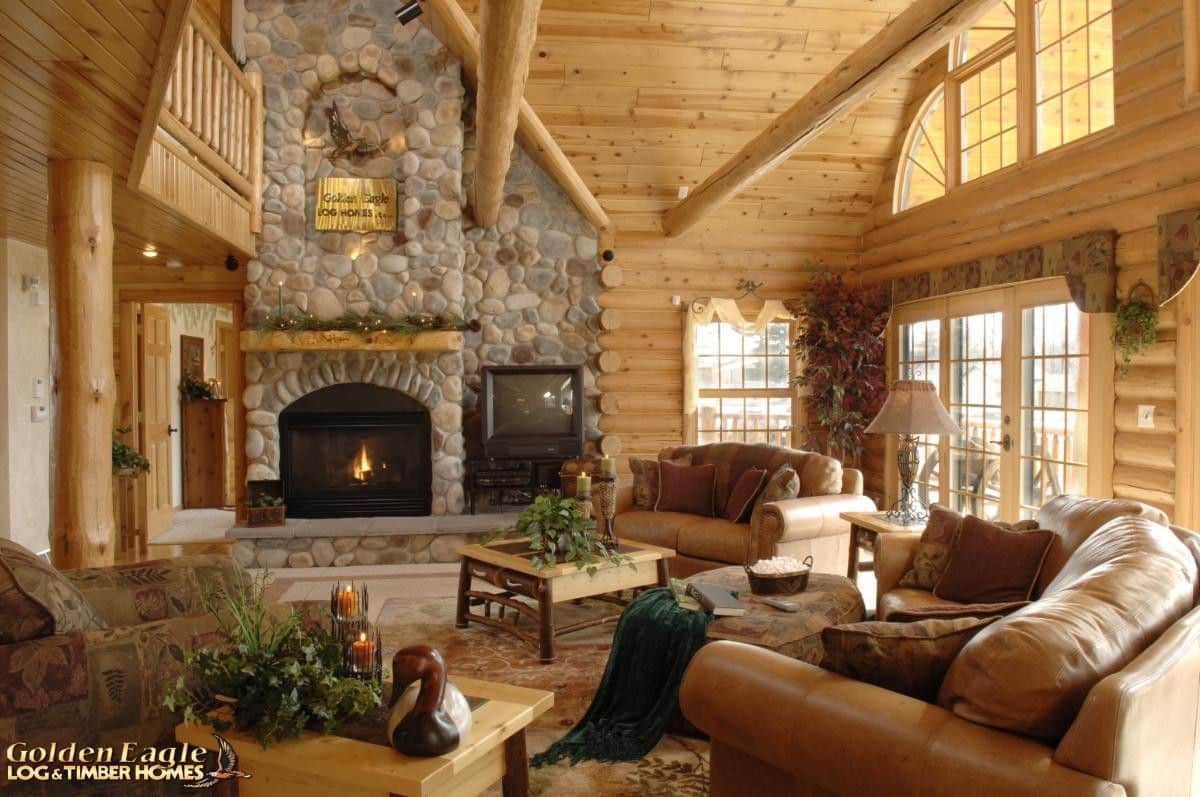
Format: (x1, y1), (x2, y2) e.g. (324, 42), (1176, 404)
(352, 442), (374, 483)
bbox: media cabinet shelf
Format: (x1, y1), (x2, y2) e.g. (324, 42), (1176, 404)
(240, 329), (463, 352)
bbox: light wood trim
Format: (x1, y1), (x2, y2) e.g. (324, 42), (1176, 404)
(424, 0), (611, 234)
(247, 70), (264, 234)
(459, 538), (673, 579)
(1176, 278), (1200, 526)
(1188, 0), (1200, 100)
(1014, 0), (1037, 160)
(661, 0), (998, 237)
(156, 110), (254, 197)
(128, 0), (195, 191)
(50, 160), (116, 569)
(473, 0), (543, 228)
(240, 329), (465, 353)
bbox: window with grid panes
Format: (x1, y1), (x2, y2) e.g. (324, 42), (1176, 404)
(695, 321), (794, 446)
(897, 319), (943, 505)
(1034, 0), (1114, 152)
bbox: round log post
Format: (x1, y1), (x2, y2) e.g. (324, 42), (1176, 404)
(49, 160), (116, 569)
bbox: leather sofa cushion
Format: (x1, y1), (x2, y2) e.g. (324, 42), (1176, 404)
(656, 461), (717, 516)
(1034, 495), (1168, 596)
(613, 510), (686, 551)
(938, 515), (1197, 742)
(934, 515), (1054, 604)
(822, 616), (998, 702)
(675, 516), (756, 564)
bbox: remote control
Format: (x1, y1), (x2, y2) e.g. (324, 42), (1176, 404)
(759, 597), (800, 612)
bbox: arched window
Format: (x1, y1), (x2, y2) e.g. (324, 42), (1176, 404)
(894, 87), (947, 212)
(893, 0), (1114, 212)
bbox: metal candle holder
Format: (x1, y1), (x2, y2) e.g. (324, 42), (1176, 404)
(330, 582), (369, 637)
(341, 626), (384, 681)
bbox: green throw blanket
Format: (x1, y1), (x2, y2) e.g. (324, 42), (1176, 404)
(532, 587), (713, 766)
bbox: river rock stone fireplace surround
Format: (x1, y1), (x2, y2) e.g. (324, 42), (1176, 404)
(234, 0), (603, 567)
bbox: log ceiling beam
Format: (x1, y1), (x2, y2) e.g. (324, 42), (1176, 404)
(661, 0), (997, 238)
(424, 0), (612, 235)
(473, 0), (543, 228)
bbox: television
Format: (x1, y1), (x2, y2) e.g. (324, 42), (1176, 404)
(480, 365), (585, 458)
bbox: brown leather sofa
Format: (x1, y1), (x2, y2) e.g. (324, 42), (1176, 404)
(680, 497), (1200, 797)
(614, 442), (875, 578)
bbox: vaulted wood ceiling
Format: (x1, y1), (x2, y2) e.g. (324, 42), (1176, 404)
(458, 0), (919, 252)
(0, 0), (243, 268)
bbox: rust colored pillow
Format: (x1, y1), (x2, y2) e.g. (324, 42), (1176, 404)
(821, 616), (999, 702)
(630, 454), (691, 509)
(655, 461), (717, 517)
(723, 467), (767, 523)
(933, 515), (1054, 604)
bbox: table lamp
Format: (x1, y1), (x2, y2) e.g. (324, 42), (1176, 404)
(865, 379), (960, 525)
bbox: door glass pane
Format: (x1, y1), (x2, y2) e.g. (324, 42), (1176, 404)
(949, 311), (1004, 519)
(1020, 302), (1088, 517)
(898, 319), (943, 506)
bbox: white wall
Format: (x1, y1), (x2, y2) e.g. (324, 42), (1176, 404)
(0, 239), (51, 553)
(154, 303), (233, 506)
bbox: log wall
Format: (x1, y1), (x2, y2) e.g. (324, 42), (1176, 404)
(859, 0), (1197, 520)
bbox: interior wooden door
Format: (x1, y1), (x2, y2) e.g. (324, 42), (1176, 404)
(140, 304), (175, 537)
(216, 319), (237, 507)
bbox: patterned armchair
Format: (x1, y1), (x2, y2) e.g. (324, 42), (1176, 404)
(0, 544), (242, 795)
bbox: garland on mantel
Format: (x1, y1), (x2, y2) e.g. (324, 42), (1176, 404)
(254, 311), (480, 336)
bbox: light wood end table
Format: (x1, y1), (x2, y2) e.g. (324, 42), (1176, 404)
(455, 538), (674, 663)
(840, 511), (924, 583)
(175, 676), (552, 797)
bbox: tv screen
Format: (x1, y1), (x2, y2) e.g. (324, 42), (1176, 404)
(481, 366), (585, 457)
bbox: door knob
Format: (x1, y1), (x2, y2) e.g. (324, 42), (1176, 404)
(989, 434), (1012, 452)
(167, 425), (178, 435)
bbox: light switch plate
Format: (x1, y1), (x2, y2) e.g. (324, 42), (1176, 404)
(30, 405), (48, 423)
(1137, 404), (1156, 429)
(32, 377), (45, 399)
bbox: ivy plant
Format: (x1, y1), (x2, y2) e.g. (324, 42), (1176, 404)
(1111, 298), (1158, 376)
(112, 427), (150, 474)
(496, 494), (630, 574)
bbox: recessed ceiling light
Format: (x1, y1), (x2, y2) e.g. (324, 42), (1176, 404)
(166, 258), (184, 269)
(142, 246), (158, 258)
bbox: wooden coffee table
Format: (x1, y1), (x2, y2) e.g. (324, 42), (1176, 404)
(455, 538), (674, 663)
(175, 676), (552, 797)
(840, 510), (924, 583)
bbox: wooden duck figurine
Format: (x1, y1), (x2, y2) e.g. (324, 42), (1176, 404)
(386, 645), (470, 756)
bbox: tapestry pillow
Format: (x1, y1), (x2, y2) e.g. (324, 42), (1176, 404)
(0, 539), (105, 644)
(656, 461), (717, 516)
(630, 454), (691, 509)
(934, 515), (1054, 604)
(939, 516), (1196, 741)
(897, 506), (963, 590)
(723, 467), (767, 523)
(748, 465), (801, 530)
(884, 599), (1031, 623)
(821, 616), (999, 702)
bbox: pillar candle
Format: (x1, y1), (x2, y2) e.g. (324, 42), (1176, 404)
(601, 456), (617, 476)
(337, 584), (359, 618)
(576, 474), (591, 494)
(351, 632), (374, 671)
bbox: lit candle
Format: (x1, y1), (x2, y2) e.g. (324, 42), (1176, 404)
(601, 456), (617, 476)
(576, 474), (591, 495)
(351, 631), (374, 671)
(337, 584), (359, 618)
(275, 276), (285, 317)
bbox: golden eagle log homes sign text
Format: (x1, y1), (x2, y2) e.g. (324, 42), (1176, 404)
(315, 178), (397, 232)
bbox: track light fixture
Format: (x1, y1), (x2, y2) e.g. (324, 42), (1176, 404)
(396, 1), (422, 24)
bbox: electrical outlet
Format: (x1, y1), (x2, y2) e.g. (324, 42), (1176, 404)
(1137, 404), (1156, 429)
(29, 405), (48, 423)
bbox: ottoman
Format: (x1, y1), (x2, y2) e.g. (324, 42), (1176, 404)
(686, 567), (865, 664)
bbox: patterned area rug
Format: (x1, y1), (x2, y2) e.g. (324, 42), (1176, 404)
(374, 596), (710, 796)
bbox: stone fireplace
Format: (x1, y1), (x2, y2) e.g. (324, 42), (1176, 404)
(240, 0), (604, 529)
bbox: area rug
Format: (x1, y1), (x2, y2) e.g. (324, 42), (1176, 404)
(374, 596), (710, 796)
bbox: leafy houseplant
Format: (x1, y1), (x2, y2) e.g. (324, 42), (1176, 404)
(112, 427), (150, 474)
(1112, 298), (1158, 376)
(250, 493), (284, 508)
(788, 269), (891, 466)
(498, 494), (629, 574)
(163, 569), (380, 747)
(180, 374), (217, 401)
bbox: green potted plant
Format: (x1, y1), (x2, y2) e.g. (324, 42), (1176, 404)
(112, 427), (150, 476)
(1112, 295), (1158, 376)
(180, 374), (217, 401)
(164, 569), (381, 747)
(247, 491), (286, 528)
(495, 494), (629, 574)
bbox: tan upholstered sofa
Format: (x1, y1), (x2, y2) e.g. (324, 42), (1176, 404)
(679, 496), (1200, 797)
(614, 443), (876, 578)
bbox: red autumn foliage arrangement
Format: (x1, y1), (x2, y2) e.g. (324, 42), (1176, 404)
(788, 270), (891, 466)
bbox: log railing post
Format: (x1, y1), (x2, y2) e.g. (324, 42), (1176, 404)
(49, 160), (116, 569)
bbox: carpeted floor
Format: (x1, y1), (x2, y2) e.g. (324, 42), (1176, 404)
(374, 596), (710, 796)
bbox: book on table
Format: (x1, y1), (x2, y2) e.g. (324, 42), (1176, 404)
(685, 582), (748, 617)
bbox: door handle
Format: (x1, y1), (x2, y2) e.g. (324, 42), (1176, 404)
(167, 425), (178, 435)
(989, 434), (1012, 452)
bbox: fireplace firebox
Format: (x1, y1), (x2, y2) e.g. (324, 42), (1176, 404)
(279, 384), (432, 518)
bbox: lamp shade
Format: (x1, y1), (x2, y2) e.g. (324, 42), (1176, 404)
(865, 380), (961, 436)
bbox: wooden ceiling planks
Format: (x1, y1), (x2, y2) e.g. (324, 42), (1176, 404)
(0, 0), (247, 272)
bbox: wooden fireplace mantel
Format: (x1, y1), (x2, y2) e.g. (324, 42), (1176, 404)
(239, 329), (464, 353)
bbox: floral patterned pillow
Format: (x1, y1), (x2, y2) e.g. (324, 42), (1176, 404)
(749, 465), (801, 531)
(0, 540), (105, 643)
(898, 507), (1043, 591)
(630, 454), (692, 509)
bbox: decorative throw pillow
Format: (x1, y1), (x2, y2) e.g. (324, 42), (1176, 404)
(723, 467), (767, 523)
(933, 514), (1055, 604)
(748, 465), (801, 530)
(884, 600), (1031, 623)
(897, 505), (963, 590)
(630, 454), (691, 509)
(655, 461), (717, 516)
(821, 616), (999, 702)
(0, 540), (105, 644)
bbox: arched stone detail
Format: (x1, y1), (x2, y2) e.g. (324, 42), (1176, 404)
(244, 350), (465, 515)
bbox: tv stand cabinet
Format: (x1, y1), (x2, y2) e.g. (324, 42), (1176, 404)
(465, 457), (570, 514)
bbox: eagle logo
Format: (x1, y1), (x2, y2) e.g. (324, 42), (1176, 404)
(185, 734), (252, 789)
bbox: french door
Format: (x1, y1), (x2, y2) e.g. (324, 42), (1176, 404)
(892, 279), (1108, 520)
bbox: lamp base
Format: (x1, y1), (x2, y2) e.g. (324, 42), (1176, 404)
(887, 435), (928, 526)
(883, 498), (929, 527)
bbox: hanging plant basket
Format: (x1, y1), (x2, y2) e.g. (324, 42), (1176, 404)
(1111, 281), (1158, 377)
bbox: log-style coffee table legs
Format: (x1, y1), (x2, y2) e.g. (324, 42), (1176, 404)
(502, 729), (530, 797)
